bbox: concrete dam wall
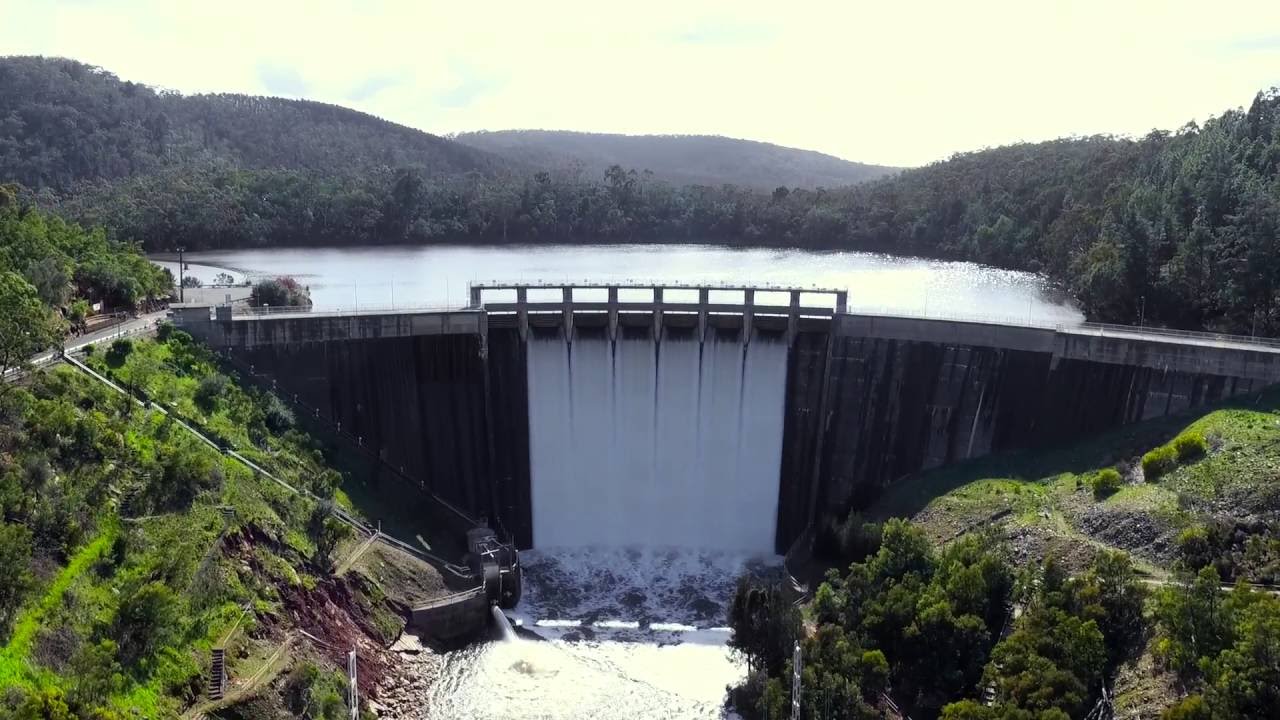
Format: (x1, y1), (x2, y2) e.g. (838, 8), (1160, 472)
(185, 288), (1280, 555)
(234, 330), (533, 545)
(811, 333), (1262, 518)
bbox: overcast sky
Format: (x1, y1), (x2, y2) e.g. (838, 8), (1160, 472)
(4, 0), (1280, 167)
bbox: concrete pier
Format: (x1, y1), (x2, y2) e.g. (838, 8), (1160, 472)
(469, 282), (848, 343)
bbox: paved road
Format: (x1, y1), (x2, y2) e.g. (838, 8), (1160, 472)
(4, 310), (169, 380)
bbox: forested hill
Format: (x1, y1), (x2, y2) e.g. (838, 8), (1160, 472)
(452, 130), (900, 189)
(0, 56), (506, 190)
(4, 55), (1280, 336)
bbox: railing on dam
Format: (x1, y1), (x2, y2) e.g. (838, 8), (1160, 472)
(469, 281), (848, 340)
(1067, 322), (1280, 352)
(231, 304), (458, 318)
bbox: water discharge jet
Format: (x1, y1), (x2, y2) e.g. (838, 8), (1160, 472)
(491, 605), (517, 642)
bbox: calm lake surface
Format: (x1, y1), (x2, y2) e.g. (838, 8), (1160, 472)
(156, 244), (1083, 325)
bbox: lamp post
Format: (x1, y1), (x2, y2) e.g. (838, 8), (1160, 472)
(177, 246), (187, 303)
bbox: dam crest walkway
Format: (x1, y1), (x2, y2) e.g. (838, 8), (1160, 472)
(172, 281), (1280, 384)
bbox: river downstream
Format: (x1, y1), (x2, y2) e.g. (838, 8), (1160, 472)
(425, 548), (777, 720)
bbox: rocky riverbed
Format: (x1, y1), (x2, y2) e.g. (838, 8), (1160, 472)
(372, 633), (445, 719)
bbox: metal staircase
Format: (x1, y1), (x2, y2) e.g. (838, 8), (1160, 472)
(208, 648), (227, 701)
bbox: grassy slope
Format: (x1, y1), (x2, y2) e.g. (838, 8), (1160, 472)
(858, 386), (1280, 717)
(0, 334), (373, 716)
(866, 386), (1280, 574)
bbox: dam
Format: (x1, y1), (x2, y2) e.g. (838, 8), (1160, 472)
(173, 283), (1280, 554)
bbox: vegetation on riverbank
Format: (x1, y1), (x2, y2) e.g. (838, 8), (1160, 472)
(859, 385), (1280, 584)
(736, 384), (1280, 719)
(0, 330), (412, 718)
(729, 520), (1155, 719)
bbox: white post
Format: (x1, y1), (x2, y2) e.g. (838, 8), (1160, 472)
(791, 641), (802, 720)
(348, 650), (358, 720)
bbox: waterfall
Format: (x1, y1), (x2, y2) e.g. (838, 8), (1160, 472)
(492, 605), (517, 642)
(525, 329), (788, 553)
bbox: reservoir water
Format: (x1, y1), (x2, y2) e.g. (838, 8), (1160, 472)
(155, 243), (1083, 326)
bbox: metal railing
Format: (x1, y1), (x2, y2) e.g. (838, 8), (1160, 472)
(412, 585), (487, 612)
(845, 309), (1280, 351)
(214, 283), (1280, 352)
(470, 279), (846, 293)
(844, 306), (1068, 330)
(1064, 321), (1280, 350)
(231, 303), (467, 317)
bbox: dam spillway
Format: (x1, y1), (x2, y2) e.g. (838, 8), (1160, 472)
(175, 283), (1280, 555)
(526, 327), (788, 552)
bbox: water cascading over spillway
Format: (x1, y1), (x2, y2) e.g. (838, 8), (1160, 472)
(526, 328), (789, 553)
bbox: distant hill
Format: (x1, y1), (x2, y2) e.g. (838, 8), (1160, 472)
(0, 57), (896, 194)
(453, 130), (901, 189)
(0, 56), (506, 190)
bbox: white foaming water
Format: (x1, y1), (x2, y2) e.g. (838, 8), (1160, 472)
(526, 331), (788, 552)
(425, 548), (779, 720)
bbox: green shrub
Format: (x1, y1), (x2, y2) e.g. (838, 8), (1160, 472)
(194, 374), (229, 413)
(105, 338), (133, 366)
(814, 512), (883, 563)
(82, 343), (94, 356)
(261, 393), (296, 433)
(1172, 431), (1208, 462)
(1162, 695), (1210, 720)
(1142, 445), (1178, 481)
(113, 581), (180, 667)
(251, 277), (312, 308)
(1091, 468), (1123, 498)
(285, 661), (349, 720)
(1176, 526), (1212, 571)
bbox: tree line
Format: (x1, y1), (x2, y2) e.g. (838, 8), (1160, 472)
(48, 88), (1280, 335)
(0, 186), (171, 378)
(6, 58), (1280, 335)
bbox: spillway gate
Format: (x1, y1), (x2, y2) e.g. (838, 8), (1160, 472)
(469, 282), (848, 342)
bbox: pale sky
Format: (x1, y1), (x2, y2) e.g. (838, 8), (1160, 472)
(3, 0), (1280, 167)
